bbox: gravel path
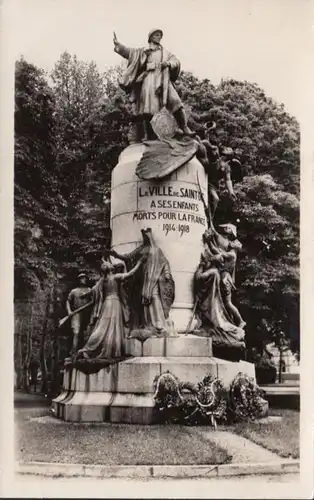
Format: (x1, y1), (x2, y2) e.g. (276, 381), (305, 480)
(193, 428), (282, 463)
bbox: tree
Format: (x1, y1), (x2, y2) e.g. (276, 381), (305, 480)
(15, 58), (68, 285)
(176, 73), (299, 353)
(50, 53), (128, 275)
(14, 58), (69, 389)
(14, 56), (300, 389)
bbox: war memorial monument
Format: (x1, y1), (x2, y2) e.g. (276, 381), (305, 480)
(52, 29), (267, 425)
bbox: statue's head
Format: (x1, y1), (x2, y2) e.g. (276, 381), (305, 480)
(229, 239), (242, 252)
(219, 223), (237, 240)
(199, 252), (210, 270)
(100, 260), (114, 276)
(202, 228), (214, 243)
(78, 272), (87, 285)
(148, 29), (163, 44)
(141, 227), (153, 245)
(111, 258), (126, 274)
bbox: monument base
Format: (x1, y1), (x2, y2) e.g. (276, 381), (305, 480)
(52, 336), (264, 424)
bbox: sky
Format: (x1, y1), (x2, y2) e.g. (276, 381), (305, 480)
(4, 0), (314, 119)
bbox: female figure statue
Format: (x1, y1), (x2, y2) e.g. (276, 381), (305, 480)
(140, 228), (174, 333)
(77, 257), (145, 360)
(109, 228), (175, 334)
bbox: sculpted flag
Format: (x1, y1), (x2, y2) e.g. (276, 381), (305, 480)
(136, 109), (198, 180)
(136, 138), (198, 180)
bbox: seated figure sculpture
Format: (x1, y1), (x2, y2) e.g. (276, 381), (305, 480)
(192, 218), (245, 348)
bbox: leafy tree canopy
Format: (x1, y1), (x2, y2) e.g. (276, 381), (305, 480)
(14, 54), (300, 355)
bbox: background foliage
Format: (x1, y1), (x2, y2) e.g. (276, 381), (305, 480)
(14, 54), (300, 392)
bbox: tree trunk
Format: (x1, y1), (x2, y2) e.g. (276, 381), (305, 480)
(16, 333), (24, 389)
(50, 284), (61, 397)
(278, 345), (283, 383)
(23, 304), (33, 392)
(40, 290), (51, 394)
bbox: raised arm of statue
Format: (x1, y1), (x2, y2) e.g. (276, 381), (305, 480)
(109, 249), (128, 262)
(109, 244), (144, 265)
(114, 256), (145, 281)
(113, 31), (131, 59)
(196, 173), (218, 236)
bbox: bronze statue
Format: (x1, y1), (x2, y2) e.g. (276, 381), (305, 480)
(66, 273), (91, 355)
(113, 29), (194, 140)
(76, 258), (145, 360)
(195, 126), (242, 218)
(193, 246), (245, 347)
(202, 225), (246, 329)
(109, 228), (175, 335)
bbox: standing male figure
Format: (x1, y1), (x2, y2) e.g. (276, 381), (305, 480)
(66, 272), (91, 355)
(113, 29), (194, 139)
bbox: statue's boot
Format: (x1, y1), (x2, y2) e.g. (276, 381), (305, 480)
(174, 107), (196, 137)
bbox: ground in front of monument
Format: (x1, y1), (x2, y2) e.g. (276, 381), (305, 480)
(15, 392), (299, 483)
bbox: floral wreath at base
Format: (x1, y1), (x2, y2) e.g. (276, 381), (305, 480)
(228, 372), (267, 423)
(152, 371), (267, 428)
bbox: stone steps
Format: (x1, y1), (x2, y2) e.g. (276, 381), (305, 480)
(260, 384), (300, 410)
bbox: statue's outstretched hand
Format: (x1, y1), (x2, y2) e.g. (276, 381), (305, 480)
(113, 31), (118, 46)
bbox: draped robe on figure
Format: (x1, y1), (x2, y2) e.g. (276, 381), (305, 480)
(114, 230), (175, 332)
(141, 231), (174, 332)
(194, 230), (245, 347)
(194, 263), (245, 347)
(81, 275), (129, 359)
(114, 41), (182, 116)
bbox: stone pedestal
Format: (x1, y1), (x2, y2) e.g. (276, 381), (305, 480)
(52, 335), (257, 423)
(111, 143), (208, 332)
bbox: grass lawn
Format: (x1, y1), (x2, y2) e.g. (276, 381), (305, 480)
(228, 409), (299, 459)
(15, 409), (231, 466)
